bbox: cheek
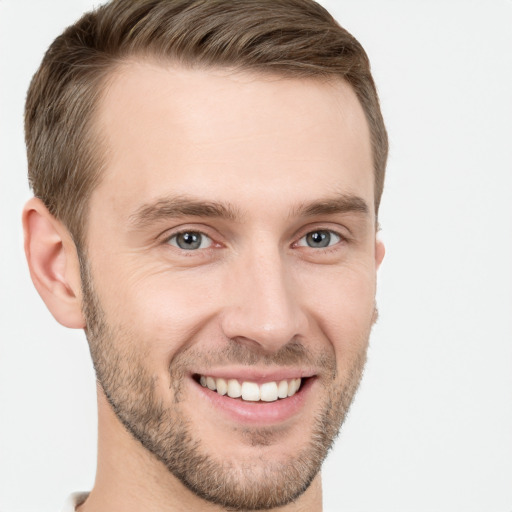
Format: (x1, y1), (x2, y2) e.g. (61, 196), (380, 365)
(91, 247), (376, 369)
(96, 262), (224, 356)
(300, 263), (376, 352)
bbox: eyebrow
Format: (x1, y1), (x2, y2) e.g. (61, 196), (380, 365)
(290, 193), (370, 219)
(128, 195), (242, 229)
(128, 192), (370, 230)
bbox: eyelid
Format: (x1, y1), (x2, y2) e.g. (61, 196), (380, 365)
(159, 223), (224, 250)
(293, 222), (350, 243)
(159, 223), (215, 241)
(166, 231), (213, 250)
(295, 229), (343, 248)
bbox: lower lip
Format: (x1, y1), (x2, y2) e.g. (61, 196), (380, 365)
(194, 377), (315, 426)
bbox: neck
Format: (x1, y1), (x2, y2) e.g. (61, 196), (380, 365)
(78, 385), (323, 512)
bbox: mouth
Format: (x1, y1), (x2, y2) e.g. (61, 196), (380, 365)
(191, 371), (316, 425)
(195, 374), (303, 402)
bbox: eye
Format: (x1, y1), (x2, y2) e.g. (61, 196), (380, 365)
(297, 230), (341, 249)
(167, 231), (213, 250)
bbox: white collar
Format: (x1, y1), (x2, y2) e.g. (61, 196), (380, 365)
(61, 492), (89, 512)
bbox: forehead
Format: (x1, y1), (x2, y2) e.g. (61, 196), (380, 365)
(92, 60), (373, 222)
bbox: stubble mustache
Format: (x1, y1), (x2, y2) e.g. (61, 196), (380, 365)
(167, 337), (338, 401)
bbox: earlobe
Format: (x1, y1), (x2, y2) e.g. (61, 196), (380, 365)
(375, 239), (385, 270)
(22, 197), (85, 329)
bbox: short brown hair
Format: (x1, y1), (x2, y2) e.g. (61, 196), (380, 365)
(25, 0), (388, 246)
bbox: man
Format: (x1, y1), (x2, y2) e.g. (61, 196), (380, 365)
(22, 0), (387, 510)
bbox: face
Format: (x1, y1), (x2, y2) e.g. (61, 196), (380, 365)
(81, 61), (383, 510)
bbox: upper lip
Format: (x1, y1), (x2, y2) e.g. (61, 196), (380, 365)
(192, 367), (317, 383)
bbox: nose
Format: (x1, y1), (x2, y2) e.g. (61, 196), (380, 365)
(220, 243), (308, 353)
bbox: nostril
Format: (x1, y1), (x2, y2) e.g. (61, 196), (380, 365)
(229, 335), (274, 354)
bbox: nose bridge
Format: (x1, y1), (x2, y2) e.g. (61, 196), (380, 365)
(221, 240), (306, 350)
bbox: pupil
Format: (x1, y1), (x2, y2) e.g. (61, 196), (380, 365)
(307, 231), (330, 248)
(178, 232), (201, 250)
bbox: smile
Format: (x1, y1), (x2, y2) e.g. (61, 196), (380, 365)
(198, 375), (302, 402)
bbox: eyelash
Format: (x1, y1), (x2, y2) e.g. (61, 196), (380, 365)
(295, 229), (344, 250)
(163, 227), (347, 253)
(165, 230), (215, 251)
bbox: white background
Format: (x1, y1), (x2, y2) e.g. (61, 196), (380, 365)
(1, 1), (511, 511)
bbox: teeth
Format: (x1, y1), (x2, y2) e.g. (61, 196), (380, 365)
(216, 378), (227, 396)
(277, 380), (288, 399)
(288, 378), (301, 397)
(199, 375), (302, 402)
(206, 376), (216, 391)
(260, 382), (278, 402)
(227, 379), (242, 398)
(241, 382), (260, 401)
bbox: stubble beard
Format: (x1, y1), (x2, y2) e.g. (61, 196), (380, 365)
(79, 255), (370, 511)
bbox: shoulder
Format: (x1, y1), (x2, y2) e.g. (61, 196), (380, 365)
(60, 492), (89, 512)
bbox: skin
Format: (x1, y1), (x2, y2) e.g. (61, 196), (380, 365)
(23, 61), (384, 511)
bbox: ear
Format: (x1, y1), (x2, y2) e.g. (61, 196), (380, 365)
(375, 238), (385, 270)
(22, 197), (85, 328)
